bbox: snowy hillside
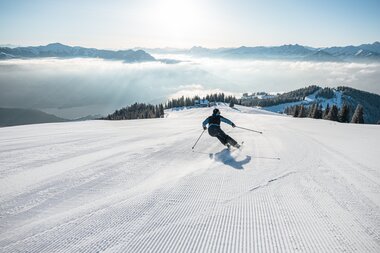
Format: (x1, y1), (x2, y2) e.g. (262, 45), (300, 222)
(263, 89), (343, 113)
(1, 105), (379, 252)
(243, 86), (380, 124)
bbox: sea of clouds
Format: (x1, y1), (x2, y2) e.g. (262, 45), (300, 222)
(0, 55), (379, 119)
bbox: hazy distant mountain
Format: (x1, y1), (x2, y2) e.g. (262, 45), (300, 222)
(145, 42), (380, 62)
(3, 42), (379, 62)
(73, 114), (103, 121)
(0, 44), (20, 48)
(0, 52), (15, 59)
(137, 47), (189, 54)
(0, 43), (156, 63)
(358, 41), (380, 54)
(303, 49), (339, 62)
(226, 44), (311, 55)
(209, 43), (380, 61)
(322, 45), (380, 60)
(0, 107), (69, 127)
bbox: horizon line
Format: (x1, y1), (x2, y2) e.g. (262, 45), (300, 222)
(1, 41), (379, 51)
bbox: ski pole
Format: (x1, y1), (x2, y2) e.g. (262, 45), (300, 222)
(192, 129), (206, 149)
(236, 126), (263, 134)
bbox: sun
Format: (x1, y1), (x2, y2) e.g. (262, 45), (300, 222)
(148, 0), (205, 44)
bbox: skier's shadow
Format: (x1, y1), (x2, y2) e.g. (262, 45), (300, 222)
(212, 149), (251, 170)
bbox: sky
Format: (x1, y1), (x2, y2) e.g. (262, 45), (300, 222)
(0, 0), (379, 49)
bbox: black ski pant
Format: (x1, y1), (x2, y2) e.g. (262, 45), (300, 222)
(208, 126), (237, 146)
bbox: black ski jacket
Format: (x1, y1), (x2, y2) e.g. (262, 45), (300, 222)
(202, 114), (234, 128)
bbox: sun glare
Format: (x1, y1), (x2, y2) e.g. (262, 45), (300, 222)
(150, 0), (204, 43)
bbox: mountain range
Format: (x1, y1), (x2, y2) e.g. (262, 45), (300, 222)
(1, 42), (380, 62)
(0, 43), (156, 62)
(143, 42), (380, 62)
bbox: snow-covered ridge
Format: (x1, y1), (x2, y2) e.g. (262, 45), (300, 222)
(143, 41), (380, 62)
(1, 105), (379, 252)
(0, 43), (156, 63)
(3, 41), (380, 63)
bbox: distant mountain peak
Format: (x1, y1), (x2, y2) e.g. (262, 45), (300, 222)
(46, 42), (65, 47)
(191, 46), (206, 49)
(42, 43), (72, 52)
(281, 44), (303, 48)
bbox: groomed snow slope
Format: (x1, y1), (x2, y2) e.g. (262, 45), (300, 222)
(0, 105), (379, 252)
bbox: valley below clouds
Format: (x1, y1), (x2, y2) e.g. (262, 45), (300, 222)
(0, 56), (379, 119)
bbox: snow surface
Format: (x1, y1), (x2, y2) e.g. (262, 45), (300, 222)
(1, 105), (379, 252)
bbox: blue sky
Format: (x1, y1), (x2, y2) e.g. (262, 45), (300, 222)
(0, 0), (379, 48)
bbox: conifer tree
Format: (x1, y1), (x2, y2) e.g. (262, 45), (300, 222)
(326, 105), (339, 121)
(308, 104), (316, 118)
(293, 105), (300, 117)
(311, 103), (320, 118)
(351, 104), (364, 123)
(323, 103), (330, 119)
(298, 105), (307, 118)
(159, 104), (164, 117)
(155, 105), (160, 118)
(316, 104), (323, 119)
(338, 104), (349, 123)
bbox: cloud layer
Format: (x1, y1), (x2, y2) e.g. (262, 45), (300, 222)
(0, 57), (379, 118)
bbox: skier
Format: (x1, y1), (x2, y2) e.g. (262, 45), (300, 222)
(202, 108), (240, 148)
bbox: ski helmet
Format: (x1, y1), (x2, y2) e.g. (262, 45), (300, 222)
(213, 108), (220, 115)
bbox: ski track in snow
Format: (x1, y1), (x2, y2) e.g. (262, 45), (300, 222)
(0, 105), (379, 252)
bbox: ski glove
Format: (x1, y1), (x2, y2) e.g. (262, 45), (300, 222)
(232, 123), (236, 128)
(203, 126), (207, 130)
